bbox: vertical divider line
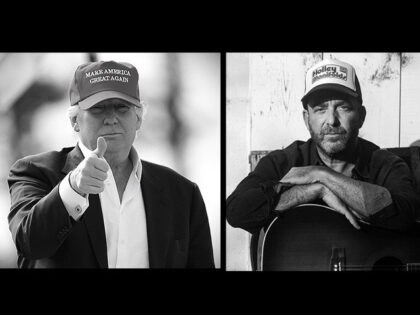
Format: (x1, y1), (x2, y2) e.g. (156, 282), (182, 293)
(399, 52), (402, 148)
(248, 53), (253, 170)
(247, 53), (253, 271)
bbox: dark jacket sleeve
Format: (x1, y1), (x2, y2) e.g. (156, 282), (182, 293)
(187, 184), (215, 268)
(368, 151), (420, 232)
(226, 151), (291, 234)
(8, 159), (73, 260)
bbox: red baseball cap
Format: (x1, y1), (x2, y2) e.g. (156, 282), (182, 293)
(69, 60), (141, 109)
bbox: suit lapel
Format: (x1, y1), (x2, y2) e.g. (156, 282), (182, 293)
(61, 145), (108, 268)
(141, 163), (172, 268)
(61, 145), (84, 175)
(61, 148), (171, 268)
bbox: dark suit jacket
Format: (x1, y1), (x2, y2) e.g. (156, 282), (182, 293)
(7, 145), (215, 268)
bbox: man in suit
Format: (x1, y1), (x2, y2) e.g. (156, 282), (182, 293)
(8, 60), (214, 268)
(227, 58), (420, 235)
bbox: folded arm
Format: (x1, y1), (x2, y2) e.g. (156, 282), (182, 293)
(281, 166), (393, 219)
(318, 167), (392, 218)
(275, 182), (360, 229)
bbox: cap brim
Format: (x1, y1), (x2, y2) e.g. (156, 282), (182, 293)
(78, 91), (141, 109)
(301, 84), (360, 105)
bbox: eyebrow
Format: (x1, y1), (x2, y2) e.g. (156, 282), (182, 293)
(311, 103), (328, 109)
(312, 100), (349, 108)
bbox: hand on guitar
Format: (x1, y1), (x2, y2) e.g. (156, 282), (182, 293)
(274, 182), (360, 230)
(319, 184), (360, 230)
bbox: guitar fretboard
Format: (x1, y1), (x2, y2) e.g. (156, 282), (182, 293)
(406, 263), (420, 271)
(337, 263), (420, 271)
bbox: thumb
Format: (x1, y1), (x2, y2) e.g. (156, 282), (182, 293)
(93, 136), (107, 158)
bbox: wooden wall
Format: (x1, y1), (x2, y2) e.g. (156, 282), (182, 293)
(226, 52), (420, 270)
(226, 53), (251, 270)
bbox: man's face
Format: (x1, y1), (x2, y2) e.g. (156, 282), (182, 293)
(303, 92), (366, 158)
(75, 98), (141, 155)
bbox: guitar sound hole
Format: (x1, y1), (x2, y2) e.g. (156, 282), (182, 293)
(372, 257), (404, 271)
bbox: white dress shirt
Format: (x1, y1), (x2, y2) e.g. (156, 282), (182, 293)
(59, 141), (149, 268)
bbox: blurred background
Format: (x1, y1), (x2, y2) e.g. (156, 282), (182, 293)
(0, 52), (220, 268)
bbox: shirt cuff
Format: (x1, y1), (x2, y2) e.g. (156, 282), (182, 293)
(59, 172), (89, 221)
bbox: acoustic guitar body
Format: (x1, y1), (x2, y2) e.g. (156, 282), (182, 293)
(261, 204), (420, 271)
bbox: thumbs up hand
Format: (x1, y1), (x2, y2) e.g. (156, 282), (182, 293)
(93, 136), (107, 158)
(69, 137), (110, 196)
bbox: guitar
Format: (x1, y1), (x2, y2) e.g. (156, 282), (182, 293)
(260, 204), (420, 271)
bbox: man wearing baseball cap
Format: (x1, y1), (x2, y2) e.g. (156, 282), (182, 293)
(227, 58), (420, 236)
(8, 60), (214, 268)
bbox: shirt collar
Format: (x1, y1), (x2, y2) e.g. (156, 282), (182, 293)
(308, 137), (370, 180)
(77, 140), (143, 182)
(308, 139), (325, 166)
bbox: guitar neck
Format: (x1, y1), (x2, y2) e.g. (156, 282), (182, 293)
(340, 264), (420, 271)
(405, 263), (420, 271)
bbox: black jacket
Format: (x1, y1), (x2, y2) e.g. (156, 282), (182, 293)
(8, 145), (214, 268)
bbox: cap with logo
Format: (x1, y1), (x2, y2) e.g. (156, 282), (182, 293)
(301, 58), (363, 107)
(69, 60), (141, 110)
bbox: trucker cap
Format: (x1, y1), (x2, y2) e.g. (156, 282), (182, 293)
(301, 58), (362, 107)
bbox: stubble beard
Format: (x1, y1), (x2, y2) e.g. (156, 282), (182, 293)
(308, 123), (359, 159)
